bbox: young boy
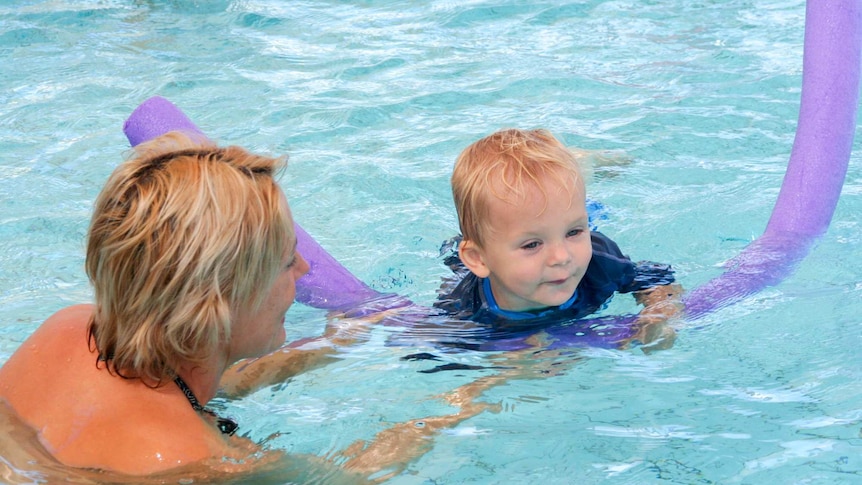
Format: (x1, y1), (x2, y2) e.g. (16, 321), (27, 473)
(434, 129), (682, 349)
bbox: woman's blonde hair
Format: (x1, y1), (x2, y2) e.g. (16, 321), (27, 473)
(451, 128), (583, 247)
(85, 131), (292, 385)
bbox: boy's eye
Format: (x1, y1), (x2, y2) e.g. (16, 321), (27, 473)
(567, 228), (585, 238)
(521, 241), (541, 250)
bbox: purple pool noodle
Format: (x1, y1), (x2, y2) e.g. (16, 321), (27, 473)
(767, 1), (861, 238)
(123, 96), (382, 310)
(683, 0), (862, 319)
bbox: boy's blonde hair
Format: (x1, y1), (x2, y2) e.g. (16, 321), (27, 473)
(86, 131), (292, 385)
(452, 128), (583, 247)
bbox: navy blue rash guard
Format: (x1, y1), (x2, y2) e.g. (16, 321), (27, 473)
(433, 231), (676, 327)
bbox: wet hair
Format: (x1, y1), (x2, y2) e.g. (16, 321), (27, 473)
(451, 128), (584, 247)
(85, 131), (292, 385)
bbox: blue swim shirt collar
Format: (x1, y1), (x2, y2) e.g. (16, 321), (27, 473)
(481, 277), (578, 320)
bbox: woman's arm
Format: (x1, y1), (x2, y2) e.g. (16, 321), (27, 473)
(219, 309), (394, 399)
(337, 342), (576, 481)
(219, 340), (338, 398)
(338, 375), (504, 481)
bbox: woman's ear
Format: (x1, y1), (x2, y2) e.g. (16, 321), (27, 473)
(458, 239), (490, 278)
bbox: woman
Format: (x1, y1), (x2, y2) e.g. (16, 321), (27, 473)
(0, 131), (330, 476)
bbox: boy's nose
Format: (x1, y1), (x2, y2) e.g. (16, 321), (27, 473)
(547, 242), (572, 266)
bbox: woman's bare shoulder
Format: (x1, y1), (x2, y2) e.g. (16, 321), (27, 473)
(57, 412), (225, 475)
(0, 305), (91, 380)
(13, 304), (95, 348)
(43, 304), (94, 331)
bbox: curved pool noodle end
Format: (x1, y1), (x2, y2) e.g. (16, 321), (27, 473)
(123, 96), (209, 146)
(123, 96), (383, 310)
(683, 0), (862, 319)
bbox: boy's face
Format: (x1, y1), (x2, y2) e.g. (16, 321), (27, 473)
(460, 174), (592, 312)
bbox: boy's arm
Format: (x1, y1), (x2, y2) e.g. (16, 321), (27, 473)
(626, 283), (685, 352)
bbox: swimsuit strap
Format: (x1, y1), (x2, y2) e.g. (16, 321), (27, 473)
(174, 376), (239, 436)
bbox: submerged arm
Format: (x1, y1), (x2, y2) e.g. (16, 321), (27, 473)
(338, 373), (505, 481)
(337, 341), (581, 481)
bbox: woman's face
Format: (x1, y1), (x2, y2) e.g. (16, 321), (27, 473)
(228, 194), (309, 362)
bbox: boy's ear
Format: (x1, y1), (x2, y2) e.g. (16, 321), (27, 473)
(458, 239), (491, 278)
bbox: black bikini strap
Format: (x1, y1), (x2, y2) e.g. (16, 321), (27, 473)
(174, 376), (239, 436)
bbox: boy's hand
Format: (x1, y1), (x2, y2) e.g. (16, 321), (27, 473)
(626, 283), (684, 353)
(626, 317), (677, 353)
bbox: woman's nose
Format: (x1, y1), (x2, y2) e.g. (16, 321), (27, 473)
(294, 252), (310, 277)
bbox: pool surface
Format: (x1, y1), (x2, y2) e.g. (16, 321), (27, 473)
(1, 1), (861, 483)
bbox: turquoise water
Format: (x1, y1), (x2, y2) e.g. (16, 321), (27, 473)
(1, 0), (861, 483)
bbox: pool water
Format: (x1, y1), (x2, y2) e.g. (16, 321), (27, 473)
(1, 0), (861, 483)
